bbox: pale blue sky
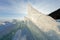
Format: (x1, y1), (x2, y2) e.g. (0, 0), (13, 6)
(0, 0), (60, 19)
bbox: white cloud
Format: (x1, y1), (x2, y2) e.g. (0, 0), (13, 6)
(0, 0), (28, 14)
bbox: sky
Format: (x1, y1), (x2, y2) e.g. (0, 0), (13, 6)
(0, 0), (60, 20)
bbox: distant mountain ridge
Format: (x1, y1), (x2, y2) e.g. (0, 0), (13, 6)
(49, 8), (60, 19)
